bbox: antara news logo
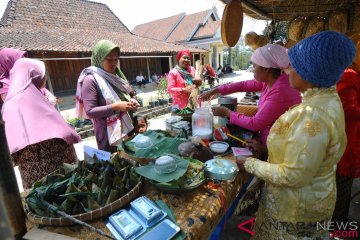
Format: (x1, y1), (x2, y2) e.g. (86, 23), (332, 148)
(237, 218), (359, 239)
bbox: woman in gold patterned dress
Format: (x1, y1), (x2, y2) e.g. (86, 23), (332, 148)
(237, 31), (356, 239)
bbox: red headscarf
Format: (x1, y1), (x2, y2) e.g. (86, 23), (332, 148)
(205, 64), (216, 77)
(176, 50), (192, 62)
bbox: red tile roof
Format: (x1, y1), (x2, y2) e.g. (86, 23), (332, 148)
(192, 20), (221, 39)
(132, 9), (220, 44)
(132, 13), (185, 41)
(166, 10), (211, 43)
(0, 0), (206, 54)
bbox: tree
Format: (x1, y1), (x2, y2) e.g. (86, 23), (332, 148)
(263, 21), (288, 43)
(223, 37), (253, 70)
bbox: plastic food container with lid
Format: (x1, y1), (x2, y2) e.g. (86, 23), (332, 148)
(205, 159), (239, 180)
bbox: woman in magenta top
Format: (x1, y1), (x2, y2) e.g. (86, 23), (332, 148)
(167, 50), (201, 110)
(199, 44), (301, 145)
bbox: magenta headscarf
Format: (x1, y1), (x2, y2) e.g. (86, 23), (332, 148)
(0, 48), (27, 97)
(176, 50), (192, 62)
(1, 58), (81, 154)
(250, 44), (290, 69)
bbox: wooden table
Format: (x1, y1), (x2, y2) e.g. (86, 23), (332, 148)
(25, 154), (251, 240)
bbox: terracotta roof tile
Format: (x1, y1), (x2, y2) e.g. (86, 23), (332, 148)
(192, 20), (221, 39)
(0, 0), (206, 54)
(166, 10), (210, 43)
(132, 13), (185, 41)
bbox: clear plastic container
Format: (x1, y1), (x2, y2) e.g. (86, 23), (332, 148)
(154, 156), (177, 173)
(192, 107), (213, 140)
(134, 135), (153, 149)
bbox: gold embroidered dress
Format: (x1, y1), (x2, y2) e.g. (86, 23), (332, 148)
(244, 87), (346, 239)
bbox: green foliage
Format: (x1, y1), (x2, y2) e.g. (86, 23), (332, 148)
(223, 38), (253, 70)
(262, 21), (289, 43)
(67, 117), (80, 126)
(26, 155), (141, 217)
(157, 76), (169, 99)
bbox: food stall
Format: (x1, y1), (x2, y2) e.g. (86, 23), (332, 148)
(2, 1), (360, 240)
(22, 107), (256, 240)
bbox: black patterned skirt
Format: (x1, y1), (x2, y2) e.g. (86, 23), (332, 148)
(12, 138), (77, 189)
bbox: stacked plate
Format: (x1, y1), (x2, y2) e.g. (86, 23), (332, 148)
(165, 116), (182, 131)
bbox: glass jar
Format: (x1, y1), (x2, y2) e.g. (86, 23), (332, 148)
(192, 107), (213, 140)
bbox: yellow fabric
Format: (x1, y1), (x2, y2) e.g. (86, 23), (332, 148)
(244, 87), (346, 239)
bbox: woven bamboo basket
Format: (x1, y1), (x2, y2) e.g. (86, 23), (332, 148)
(237, 105), (258, 117)
(119, 150), (153, 165)
(24, 158), (143, 226)
(303, 17), (326, 38)
(347, 31), (360, 67)
(288, 17), (307, 42)
(285, 39), (297, 49)
(328, 10), (348, 33)
(352, 4), (360, 31)
(244, 32), (269, 51)
(221, 0), (243, 47)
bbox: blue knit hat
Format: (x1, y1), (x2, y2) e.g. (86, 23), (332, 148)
(288, 31), (356, 87)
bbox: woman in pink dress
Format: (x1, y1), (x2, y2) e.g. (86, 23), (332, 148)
(167, 50), (202, 110)
(0, 48), (57, 107)
(1, 58), (81, 189)
(199, 44), (301, 146)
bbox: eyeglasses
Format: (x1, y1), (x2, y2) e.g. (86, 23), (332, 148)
(104, 57), (119, 62)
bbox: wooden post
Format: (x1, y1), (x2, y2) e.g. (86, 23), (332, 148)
(146, 58), (150, 80)
(0, 113), (27, 239)
(168, 57), (173, 70)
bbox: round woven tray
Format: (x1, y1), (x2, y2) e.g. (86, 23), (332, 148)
(285, 39), (297, 49)
(119, 150), (153, 165)
(328, 10), (348, 33)
(288, 16), (307, 41)
(303, 17), (325, 38)
(24, 158), (143, 226)
(221, 0), (243, 47)
(352, 4), (360, 31)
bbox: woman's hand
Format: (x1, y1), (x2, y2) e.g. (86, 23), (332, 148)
(111, 101), (135, 112)
(211, 106), (231, 118)
(236, 156), (248, 171)
(192, 78), (203, 87)
(198, 88), (219, 101)
(130, 98), (140, 110)
(246, 138), (268, 155)
(182, 85), (196, 93)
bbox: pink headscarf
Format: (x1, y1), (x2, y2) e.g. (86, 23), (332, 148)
(176, 50), (192, 61)
(0, 48), (27, 97)
(250, 44), (290, 69)
(2, 58), (81, 154)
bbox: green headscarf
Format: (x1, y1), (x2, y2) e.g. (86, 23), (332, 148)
(91, 40), (127, 80)
(91, 40), (131, 101)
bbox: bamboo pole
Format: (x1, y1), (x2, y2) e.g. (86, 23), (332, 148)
(0, 112), (26, 239)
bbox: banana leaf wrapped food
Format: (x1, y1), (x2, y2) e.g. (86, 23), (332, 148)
(25, 153), (142, 225)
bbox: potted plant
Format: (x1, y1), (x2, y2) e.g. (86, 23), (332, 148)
(148, 96), (155, 109)
(137, 96), (143, 107)
(154, 97), (159, 107)
(157, 75), (168, 105)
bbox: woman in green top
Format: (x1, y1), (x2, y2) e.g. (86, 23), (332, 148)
(75, 40), (138, 152)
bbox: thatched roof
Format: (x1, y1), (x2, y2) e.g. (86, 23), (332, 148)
(221, 0), (360, 21)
